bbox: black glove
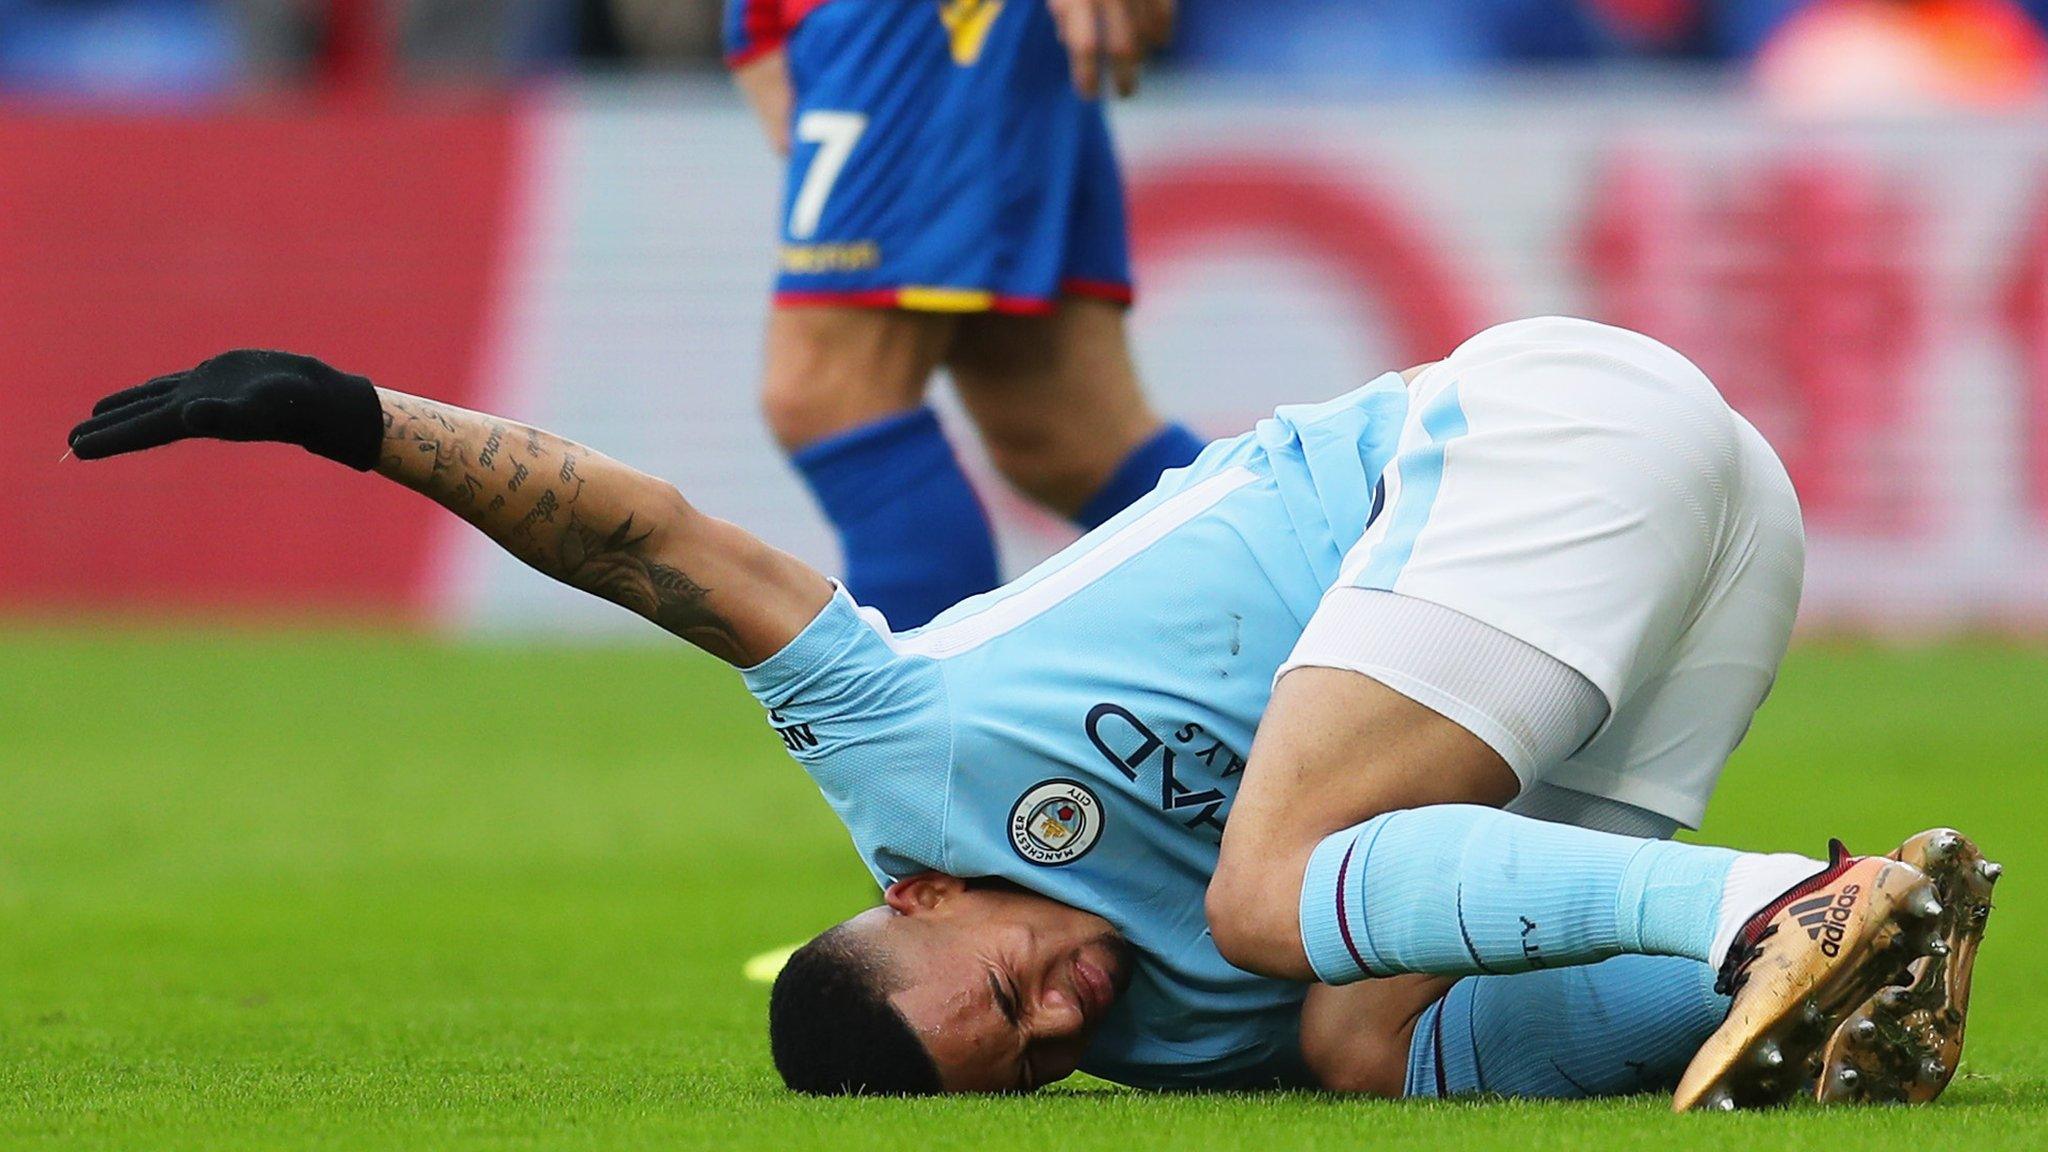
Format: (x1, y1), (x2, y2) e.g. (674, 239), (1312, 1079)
(67, 350), (384, 470)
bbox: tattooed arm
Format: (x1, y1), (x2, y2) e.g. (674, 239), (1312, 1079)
(376, 390), (832, 665)
(65, 352), (832, 664)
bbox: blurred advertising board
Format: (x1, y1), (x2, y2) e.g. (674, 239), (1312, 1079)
(10, 83), (2048, 634)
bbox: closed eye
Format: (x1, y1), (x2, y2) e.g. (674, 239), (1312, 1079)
(987, 969), (1021, 1027)
(986, 969), (1031, 1091)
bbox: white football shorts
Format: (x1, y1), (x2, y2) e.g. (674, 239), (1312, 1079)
(1280, 315), (1806, 828)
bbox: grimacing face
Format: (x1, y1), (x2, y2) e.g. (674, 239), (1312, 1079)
(844, 873), (1136, 1093)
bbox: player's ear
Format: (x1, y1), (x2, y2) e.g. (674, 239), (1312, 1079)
(884, 872), (967, 914)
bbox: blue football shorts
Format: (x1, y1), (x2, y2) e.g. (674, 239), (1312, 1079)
(772, 0), (1133, 315)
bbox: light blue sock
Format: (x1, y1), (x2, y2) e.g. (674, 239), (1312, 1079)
(1407, 956), (1730, 1098)
(1298, 805), (1738, 985)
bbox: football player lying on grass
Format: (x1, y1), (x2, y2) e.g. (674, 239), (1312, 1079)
(68, 317), (1999, 1109)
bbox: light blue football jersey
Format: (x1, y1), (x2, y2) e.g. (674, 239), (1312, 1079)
(741, 374), (1412, 1089)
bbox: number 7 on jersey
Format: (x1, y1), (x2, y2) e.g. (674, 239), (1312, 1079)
(787, 111), (868, 241)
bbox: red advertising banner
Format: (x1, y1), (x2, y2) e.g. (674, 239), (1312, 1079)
(2, 102), (522, 617)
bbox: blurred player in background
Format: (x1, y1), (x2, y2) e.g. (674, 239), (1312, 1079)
(725, 0), (1205, 628)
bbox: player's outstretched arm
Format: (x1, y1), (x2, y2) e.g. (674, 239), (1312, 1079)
(371, 388), (832, 664)
(67, 351), (833, 666)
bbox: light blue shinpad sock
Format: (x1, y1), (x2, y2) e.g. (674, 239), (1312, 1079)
(1074, 422), (1206, 529)
(1407, 955), (1730, 1098)
(790, 407), (1000, 630)
(1298, 805), (1738, 985)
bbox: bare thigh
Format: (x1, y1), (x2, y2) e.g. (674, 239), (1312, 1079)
(1207, 669), (1520, 981)
(759, 306), (957, 451)
(945, 297), (1159, 516)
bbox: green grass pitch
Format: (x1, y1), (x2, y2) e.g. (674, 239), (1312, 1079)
(3, 631), (2044, 1149)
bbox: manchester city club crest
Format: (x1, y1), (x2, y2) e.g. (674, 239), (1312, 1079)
(1008, 779), (1103, 866)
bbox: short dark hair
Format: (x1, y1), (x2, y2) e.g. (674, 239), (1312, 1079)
(768, 924), (943, 1096)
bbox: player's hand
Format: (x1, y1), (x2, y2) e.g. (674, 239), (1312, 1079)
(67, 349), (384, 470)
(1049, 0), (1174, 99)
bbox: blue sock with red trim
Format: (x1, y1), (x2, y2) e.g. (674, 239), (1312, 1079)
(790, 406), (1000, 629)
(1073, 422), (1206, 529)
(1297, 805), (1740, 986)
(1406, 955), (1729, 1098)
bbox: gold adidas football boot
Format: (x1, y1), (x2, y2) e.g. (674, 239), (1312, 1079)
(1816, 828), (2000, 1104)
(1673, 840), (1943, 1112)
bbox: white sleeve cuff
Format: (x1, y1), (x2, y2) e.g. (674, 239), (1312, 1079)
(1277, 587), (1609, 785)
